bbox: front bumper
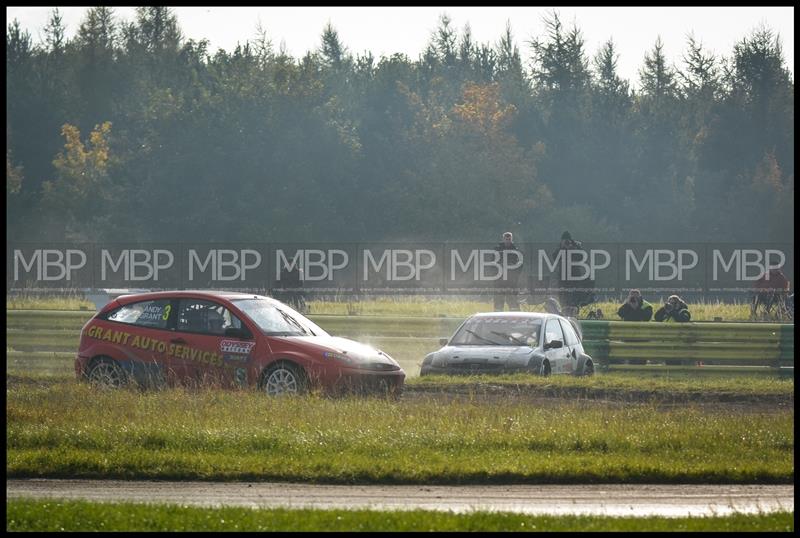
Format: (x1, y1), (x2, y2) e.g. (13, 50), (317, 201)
(328, 367), (406, 396)
(420, 363), (530, 376)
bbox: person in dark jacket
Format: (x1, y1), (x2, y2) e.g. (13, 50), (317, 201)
(617, 289), (653, 321)
(493, 232), (522, 311)
(654, 295), (691, 322)
(551, 231), (595, 316)
(544, 296), (562, 315)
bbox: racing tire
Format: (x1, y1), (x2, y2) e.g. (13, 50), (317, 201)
(539, 360), (551, 377)
(261, 362), (308, 396)
(87, 358), (127, 389)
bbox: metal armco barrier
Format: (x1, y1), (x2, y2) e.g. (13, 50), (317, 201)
(580, 321), (794, 368)
(5, 311), (794, 370)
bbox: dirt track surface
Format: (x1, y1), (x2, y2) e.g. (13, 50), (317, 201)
(6, 480), (794, 517)
(405, 383), (794, 411)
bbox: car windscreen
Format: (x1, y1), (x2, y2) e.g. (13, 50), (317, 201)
(232, 299), (329, 337)
(449, 317), (542, 346)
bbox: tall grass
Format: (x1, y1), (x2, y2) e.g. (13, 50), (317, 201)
(6, 500), (794, 532)
(7, 383), (793, 483)
(308, 298), (757, 321)
(6, 295), (759, 321)
(6, 296), (94, 311)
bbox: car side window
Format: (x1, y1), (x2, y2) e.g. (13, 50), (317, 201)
(559, 319), (579, 346)
(544, 319), (564, 345)
(177, 299), (243, 336)
(107, 299), (173, 329)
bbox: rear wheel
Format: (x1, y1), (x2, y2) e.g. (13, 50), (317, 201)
(262, 362), (308, 396)
(87, 358), (127, 389)
(582, 359), (595, 377)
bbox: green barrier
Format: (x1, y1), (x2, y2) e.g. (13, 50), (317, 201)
(6, 311), (792, 371)
(779, 325), (794, 366)
(581, 320), (793, 368)
(6, 310), (94, 331)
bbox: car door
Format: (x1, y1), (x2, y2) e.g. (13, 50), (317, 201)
(174, 298), (254, 388)
(103, 297), (177, 386)
(559, 319), (581, 375)
(543, 318), (569, 373)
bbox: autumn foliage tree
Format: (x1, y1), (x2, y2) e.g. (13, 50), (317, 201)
(4, 8), (794, 245)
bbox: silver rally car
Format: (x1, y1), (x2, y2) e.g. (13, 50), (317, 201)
(420, 312), (594, 377)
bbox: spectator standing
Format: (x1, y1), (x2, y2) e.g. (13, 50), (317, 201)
(552, 231), (595, 317)
(493, 232), (522, 311)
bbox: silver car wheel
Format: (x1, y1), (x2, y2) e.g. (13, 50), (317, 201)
(539, 360), (551, 377)
(265, 367), (299, 396)
(88, 360), (125, 389)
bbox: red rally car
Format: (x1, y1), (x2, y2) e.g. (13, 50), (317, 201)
(75, 291), (405, 396)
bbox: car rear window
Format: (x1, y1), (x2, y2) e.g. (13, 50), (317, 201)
(106, 299), (172, 329)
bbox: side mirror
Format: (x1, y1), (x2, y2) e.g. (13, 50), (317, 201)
(224, 327), (252, 339)
(545, 339), (563, 349)
(439, 338), (449, 346)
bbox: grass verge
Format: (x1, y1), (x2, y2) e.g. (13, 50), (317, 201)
(408, 370), (795, 402)
(308, 298), (756, 321)
(6, 296), (95, 311)
(7, 297), (759, 321)
(7, 382), (793, 483)
(6, 499), (794, 532)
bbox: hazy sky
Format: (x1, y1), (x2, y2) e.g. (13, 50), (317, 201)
(6, 6), (795, 86)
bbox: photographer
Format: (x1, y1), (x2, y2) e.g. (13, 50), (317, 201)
(493, 232), (522, 311)
(617, 289), (653, 321)
(654, 295), (691, 323)
(552, 231), (595, 317)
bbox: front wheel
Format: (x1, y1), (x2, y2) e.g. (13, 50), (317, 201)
(262, 362), (308, 396)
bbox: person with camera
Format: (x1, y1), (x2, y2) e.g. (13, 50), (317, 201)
(617, 289), (653, 321)
(654, 294), (691, 322)
(493, 232), (522, 311)
(551, 231), (595, 317)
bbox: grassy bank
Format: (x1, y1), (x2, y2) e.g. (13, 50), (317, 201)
(6, 296), (95, 311)
(6, 499), (794, 532)
(7, 382), (793, 483)
(7, 297), (757, 321)
(308, 298), (755, 321)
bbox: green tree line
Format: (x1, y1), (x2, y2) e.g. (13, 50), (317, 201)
(6, 8), (794, 244)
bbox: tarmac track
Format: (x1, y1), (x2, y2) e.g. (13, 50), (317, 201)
(6, 480), (794, 517)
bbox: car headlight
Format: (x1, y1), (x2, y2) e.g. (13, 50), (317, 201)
(323, 351), (355, 364)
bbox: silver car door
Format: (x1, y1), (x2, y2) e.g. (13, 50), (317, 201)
(559, 318), (580, 374)
(543, 319), (568, 373)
